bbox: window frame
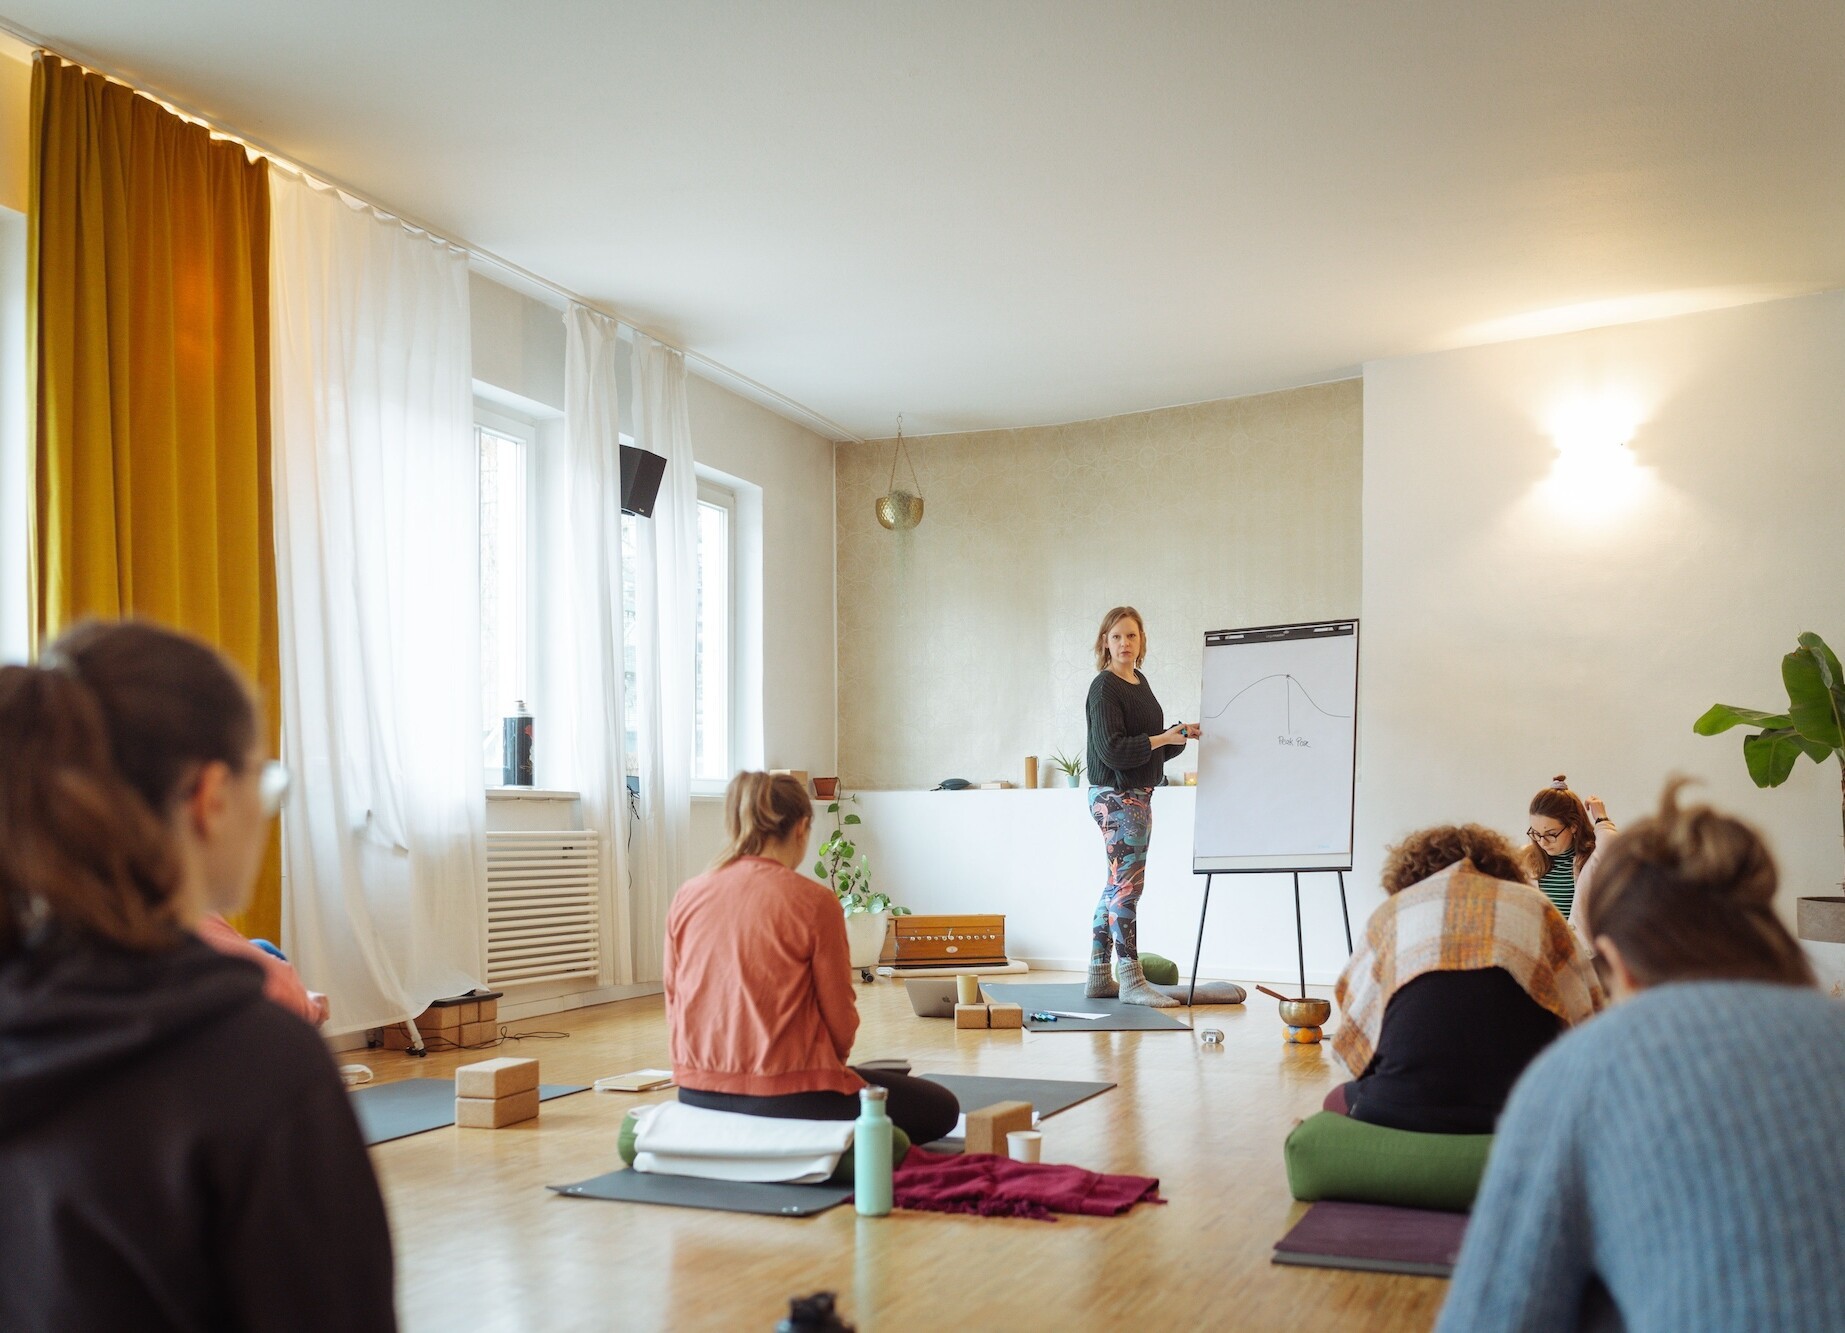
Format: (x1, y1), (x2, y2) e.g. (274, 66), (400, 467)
(475, 403), (541, 789)
(691, 473), (740, 796)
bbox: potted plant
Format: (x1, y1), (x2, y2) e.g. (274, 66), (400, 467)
(814, 795), (911, 979)
(1694, 630), (1845, 942)
(1047, 748), (1085, 788)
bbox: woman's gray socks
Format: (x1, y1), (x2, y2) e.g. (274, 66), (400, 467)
(1116, 957), (1179, 1008)
(1085, 962), (1120, 999)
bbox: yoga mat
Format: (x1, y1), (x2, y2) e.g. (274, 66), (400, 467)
(980, 983), (1192, 1031)
(1271, 1200), (1469, 1278)
(549, 1170), (852, 1217)
(352, 1077), (589, 1146)
(915, 1074), (1116, 1150)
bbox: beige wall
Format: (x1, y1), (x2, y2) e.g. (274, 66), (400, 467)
(835, 381), (1363, 790)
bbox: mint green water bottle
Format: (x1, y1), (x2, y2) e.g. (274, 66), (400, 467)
(854, 1086), (893, 1217)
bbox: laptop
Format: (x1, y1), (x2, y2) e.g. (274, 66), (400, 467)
(905, 977), (964, 1018)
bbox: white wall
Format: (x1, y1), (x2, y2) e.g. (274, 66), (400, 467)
(846, 788), (1356, 985)
(1357, 291), (1845, 985)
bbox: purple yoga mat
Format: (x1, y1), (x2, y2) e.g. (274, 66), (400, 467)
(1272, 1200), (1469, 1278)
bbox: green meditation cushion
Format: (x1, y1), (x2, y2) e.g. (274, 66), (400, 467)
(1119, 952), (1180, 986)
(1284, 1111), (1493, 1212)
(618, 1108), (910, 1184)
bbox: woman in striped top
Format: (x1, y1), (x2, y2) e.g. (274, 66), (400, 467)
(1520, 775), (1617, 931)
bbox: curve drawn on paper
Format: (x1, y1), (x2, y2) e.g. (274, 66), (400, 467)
(1202, 673), (1352, 736)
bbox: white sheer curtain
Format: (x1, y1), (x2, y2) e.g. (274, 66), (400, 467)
(560, 304), (634, 986)
(629, 335), (698, 982)
(269, 167), (487, 1032)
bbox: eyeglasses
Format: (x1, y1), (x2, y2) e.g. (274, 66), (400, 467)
(259, 761), (292, 817)
(1526, 826), (1570, 846)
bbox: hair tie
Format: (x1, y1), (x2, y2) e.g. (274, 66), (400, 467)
(1551, 775), (1568, 789)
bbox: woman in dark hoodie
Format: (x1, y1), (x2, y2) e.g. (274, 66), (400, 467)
(0, 620), (395, 1332)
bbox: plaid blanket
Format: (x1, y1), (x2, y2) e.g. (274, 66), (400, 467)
(1332, 859), (1605, 1076)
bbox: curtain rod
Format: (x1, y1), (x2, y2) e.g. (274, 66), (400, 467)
(3, 29), (864, 443)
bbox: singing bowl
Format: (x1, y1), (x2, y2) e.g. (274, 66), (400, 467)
(1278, 997), (1332, 1027)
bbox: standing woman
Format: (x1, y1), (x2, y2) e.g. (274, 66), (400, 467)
(1084, 606), (1195, 1007)
(0, 620), (395, 1332)
(1522, 775), (1618, 932)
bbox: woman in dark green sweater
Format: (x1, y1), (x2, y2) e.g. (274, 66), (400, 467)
(1084, 606), (1195, 1007)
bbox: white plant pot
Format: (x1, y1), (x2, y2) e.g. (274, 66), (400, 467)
(844, 908), (890, 975)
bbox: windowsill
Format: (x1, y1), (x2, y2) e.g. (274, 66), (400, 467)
(485, 787), (581, 801)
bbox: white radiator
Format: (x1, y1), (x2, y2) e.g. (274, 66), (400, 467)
(484, 830), (603, 987)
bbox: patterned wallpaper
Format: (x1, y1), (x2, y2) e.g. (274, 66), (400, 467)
(835, 380), (1363, 790)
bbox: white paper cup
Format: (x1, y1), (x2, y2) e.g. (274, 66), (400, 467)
(1007, 1130), (1042, 1163)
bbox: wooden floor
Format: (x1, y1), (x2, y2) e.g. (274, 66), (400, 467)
(361, 972), (1445, 1332)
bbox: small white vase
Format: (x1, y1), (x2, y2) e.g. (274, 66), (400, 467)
(843, 908), (890, 975)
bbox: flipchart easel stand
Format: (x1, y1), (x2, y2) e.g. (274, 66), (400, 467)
(1185, 868), (1352, 1005)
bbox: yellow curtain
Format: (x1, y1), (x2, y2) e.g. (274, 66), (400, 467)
(29, 56), (282, 941)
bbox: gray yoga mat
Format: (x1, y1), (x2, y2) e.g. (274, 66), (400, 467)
(549, 1170), (853, 1217)
(1272, 1200), (1469, 1278)
(915, 1073), (1116, 1150)
(352, 1077), (589, 1146)
(980, 982), (1192, 1031)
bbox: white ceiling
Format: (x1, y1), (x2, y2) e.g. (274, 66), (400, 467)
(6, 1), (1843, 439)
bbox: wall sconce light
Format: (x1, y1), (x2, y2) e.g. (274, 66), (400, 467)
(1548, 393), (1640, 460)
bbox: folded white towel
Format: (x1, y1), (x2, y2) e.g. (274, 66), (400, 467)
(630, 1103), (856, 1184)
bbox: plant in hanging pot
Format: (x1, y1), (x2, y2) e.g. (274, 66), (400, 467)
(1047, 749), (1085, 788)
(814, 795), (911, 979)
(1694, 630), (1845, 943)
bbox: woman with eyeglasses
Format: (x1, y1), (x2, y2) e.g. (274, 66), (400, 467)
(0, 620), (396, 1332)
(1521, 774), (1617, 929)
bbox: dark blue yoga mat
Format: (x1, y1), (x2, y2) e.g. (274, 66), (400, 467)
(352, 1077), (589, 1146)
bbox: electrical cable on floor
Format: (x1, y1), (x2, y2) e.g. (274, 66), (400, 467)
(414, 1026), (571, 1053)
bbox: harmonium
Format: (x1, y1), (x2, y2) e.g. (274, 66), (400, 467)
(890, 914), (1008, 968)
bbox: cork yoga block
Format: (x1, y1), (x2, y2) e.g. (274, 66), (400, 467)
(963, 1101), (1034, 1156)
(456, 1020), (498, 1047)
(455, 1087), (540, 1128)
(986, 1003), (1024, 1030)
(455, 1057), (540, 1100)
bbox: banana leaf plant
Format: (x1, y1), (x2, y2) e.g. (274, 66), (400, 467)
(1694, 631), (1845, 885)
(813, 795), (911, 917)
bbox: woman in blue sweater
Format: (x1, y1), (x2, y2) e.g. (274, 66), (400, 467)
(1084, 606), (1194, 1007)
(1439, 782), (1845, 1333)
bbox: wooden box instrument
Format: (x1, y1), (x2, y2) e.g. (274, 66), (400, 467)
(892, 914), (1007, 968)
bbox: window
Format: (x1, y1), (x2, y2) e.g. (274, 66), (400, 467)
(694, 480), (736, 786)
(478, 411), (534, 784)
(617, 471), (739, 792)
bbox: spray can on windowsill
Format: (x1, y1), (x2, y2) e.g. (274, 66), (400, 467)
(503, 702), (534, 787)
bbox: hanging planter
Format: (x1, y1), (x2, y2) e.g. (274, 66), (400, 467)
(875, 414), (925, 530)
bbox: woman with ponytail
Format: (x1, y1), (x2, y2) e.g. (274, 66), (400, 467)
(663, 771), (959, 1143)
(0, 621), (394, 1333)
(1440, 783), (1845, 1332)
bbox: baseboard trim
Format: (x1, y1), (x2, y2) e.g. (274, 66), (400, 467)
(320, 980), (666, 1057)
(1017, 956), (1340, 989)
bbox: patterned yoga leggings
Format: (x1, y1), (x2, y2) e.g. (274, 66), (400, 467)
(1089, 786), (1153, 962)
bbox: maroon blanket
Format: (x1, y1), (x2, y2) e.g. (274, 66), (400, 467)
(892, 1148), (1163, 1222)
